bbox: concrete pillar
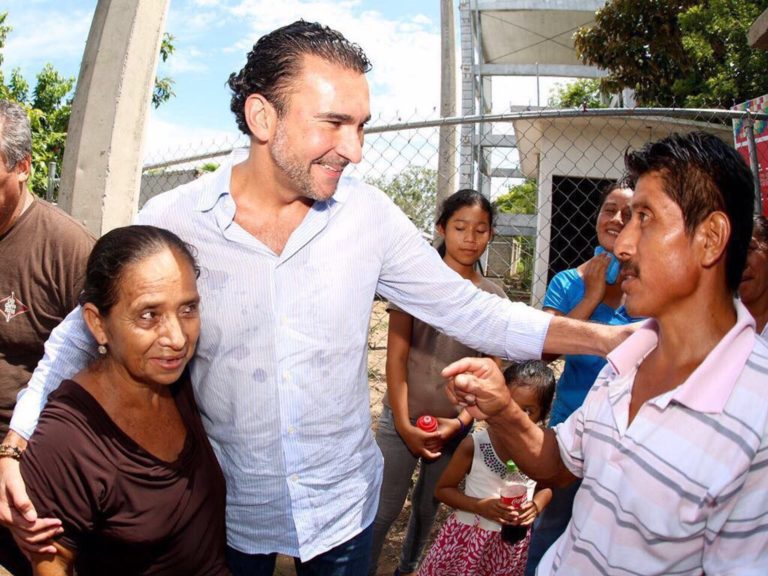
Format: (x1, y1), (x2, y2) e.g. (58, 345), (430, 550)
(436, 0), (457, 217)
(458, 1), (474, 191)
(58, 0), (170, 235)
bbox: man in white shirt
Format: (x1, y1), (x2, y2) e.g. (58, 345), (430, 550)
(0, 21), (629, 576)
(445, 132), (768, 575)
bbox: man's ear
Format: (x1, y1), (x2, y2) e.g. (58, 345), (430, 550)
(244, 94), (276, 142)
(82, 303), (108, 346)
(698, 211), (730, 268)
(15, 155), (31, 184)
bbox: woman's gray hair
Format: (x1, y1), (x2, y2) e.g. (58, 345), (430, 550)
(0, 100), (32, 170)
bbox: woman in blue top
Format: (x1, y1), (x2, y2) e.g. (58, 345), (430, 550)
(524, 180), (635, 576)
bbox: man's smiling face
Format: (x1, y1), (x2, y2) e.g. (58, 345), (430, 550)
(268, 54), (371, 202)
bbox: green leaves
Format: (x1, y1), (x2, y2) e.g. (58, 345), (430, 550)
(368, 166), (438, 233)
(548, 79), (605, 109)
(0, 11), (73, 197)
(0, 11), (177, 197)
(574, 0), (768, 108)
(494, 179), (537, 215)
(153, 33), (176, 108)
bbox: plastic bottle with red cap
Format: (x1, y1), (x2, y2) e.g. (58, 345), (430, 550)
(416, 415), (438, 433)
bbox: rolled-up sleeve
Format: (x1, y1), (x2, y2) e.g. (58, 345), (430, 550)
(374, 201), (551, 361)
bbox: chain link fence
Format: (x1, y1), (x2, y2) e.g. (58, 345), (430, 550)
(140, 107), (767, 395)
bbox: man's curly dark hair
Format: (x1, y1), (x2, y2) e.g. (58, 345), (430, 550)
(227, 20), (372, 135)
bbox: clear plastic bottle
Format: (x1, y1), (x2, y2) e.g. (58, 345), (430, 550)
(500, 459), (528, 544)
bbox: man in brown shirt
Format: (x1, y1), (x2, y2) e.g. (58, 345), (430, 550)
(0, 100), (94, 575)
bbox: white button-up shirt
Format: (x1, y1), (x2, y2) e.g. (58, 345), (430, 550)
(13, 149), (551, 560)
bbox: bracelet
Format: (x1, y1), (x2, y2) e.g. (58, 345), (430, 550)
(456, 417), (471, 436)
(0, 444), (23, 461)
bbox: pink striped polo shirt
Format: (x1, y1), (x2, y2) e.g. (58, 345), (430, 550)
(539, 300), (768, 575)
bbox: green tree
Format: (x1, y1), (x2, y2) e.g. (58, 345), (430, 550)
(574, 0), (768, 107)
(153, 33), (176, 108)
(494, 179), (537, 214)
(26, 65), (74, 196)
(0, 12), (176, 197)
(368, 166), (437, 233)
(494, 179), (537, 289)
(0, 10), (74, 196)
(677, 1), (768, 107)
(0, 12), (8, 78)
(548, 78), (605, 109)
(574, 0), (694, 106)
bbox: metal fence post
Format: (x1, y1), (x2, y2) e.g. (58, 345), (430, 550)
(744, 111), (763, 215)
(46, 162), (57, 202)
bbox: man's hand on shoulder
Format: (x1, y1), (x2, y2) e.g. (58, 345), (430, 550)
(0, 431), (62, 555)
(602, 321), (641, 356)
(545, 316), (641, 358)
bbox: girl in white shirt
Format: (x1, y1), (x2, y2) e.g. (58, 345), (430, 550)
(418, 361), (555, 576)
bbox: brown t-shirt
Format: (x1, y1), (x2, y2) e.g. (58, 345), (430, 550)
(0, 199), (94, 435)
(384, 276), (508, 417)
(21, 375), (229, 576)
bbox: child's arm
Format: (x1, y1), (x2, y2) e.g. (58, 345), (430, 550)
(436, 408), (473, 442)
(513, 485), (553, 527)
(435, 436), (516, 526)
(386, 309), (441, 458)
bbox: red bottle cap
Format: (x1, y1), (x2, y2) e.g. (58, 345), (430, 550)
(416, 415), (438, 433)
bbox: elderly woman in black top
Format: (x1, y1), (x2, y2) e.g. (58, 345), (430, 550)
(19, 225), (228, 575)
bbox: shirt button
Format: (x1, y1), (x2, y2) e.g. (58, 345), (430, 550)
(283, 372), (290, 381)
(291, 474), (299, 483)
(287, 425), (295, 434)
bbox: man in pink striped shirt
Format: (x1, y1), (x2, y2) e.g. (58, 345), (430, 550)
(444, 131), (768, 575)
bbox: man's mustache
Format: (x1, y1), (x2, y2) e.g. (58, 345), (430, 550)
(620, 261), (639, 277)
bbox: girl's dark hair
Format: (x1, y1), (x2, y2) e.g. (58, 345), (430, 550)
(435, 188), (495, 258)
(79, 225), (199, 314)
(503, 360), (556, 424)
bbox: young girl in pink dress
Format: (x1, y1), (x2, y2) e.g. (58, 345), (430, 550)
(417, 361), (555, 576)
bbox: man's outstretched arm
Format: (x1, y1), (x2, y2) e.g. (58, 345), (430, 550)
(544, 315), (636, 359)
(442, 356), (576, 485)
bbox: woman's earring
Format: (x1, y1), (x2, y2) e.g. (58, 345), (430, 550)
(98, 344), (108, 356)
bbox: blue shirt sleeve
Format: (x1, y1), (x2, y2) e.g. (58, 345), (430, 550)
(543, 269), (584, 315)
